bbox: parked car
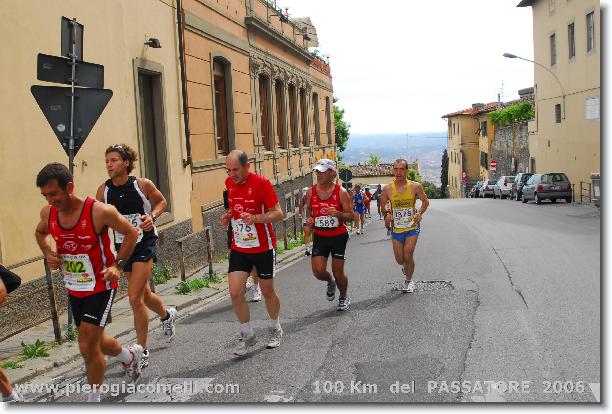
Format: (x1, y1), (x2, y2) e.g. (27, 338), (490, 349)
(511, 172), (534, 201)
(521, 173), (573, 204)
(493, 176), (516, 199)
(480, 179), (498, 198)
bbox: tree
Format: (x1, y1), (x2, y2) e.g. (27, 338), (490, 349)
(422, 181), (440, 199)
(334, 98), (350, 154)
(367, 154), (381, 165)
(408, 169), (422, 183)
(440, 149), (449, 198)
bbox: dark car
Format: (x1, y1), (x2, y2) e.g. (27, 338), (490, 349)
(511, 172), (534, 201)
(521, 173), (573, 204)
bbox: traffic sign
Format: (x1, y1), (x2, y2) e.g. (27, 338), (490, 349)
(339, 169), (353, 182)
(490, 160), (497, 171)
(61, 17), (83, 60)
(31, 85), (113, 156)
(37, 54), (104, 88)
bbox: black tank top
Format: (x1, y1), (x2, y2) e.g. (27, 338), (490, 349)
(104, 176), (157, 246)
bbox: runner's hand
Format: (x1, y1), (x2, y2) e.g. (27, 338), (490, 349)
(220, 212), (232, 226)
(102, 264), (122, 282)
(326, 207), (338, 217)
(45, 251), (62, 270)
(384, 212), (393, 228)
(306, 217), (315, 226)
(140, 214), (154, 231)
(240, 212), (256, 225)
(413, 211), (422, 224)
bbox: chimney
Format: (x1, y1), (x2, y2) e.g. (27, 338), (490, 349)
(472, 103), (485, 110)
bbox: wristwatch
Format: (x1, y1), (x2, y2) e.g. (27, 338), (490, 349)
(151, 212), (158, 223)
(115, 259), (127, 271)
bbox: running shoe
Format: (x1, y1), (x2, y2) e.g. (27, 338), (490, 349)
(233, 332), (257, 357)
(386, 228), (392, 238)
(162, 307), (177, 341)
(305, 246), (312, 256)
(140, 349), (149, 369)
(266, 327), (283, 349)
(337, 296), (350, 311)
(326, 281), (337, 301)
(1, 391), (21, 402)
(251, 285), (262, 302)
(123, 344), (144, 383)
(401, 280), (415, 293)
(356, 230), (361, 235)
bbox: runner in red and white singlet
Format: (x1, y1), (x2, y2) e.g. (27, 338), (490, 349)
(306, 159), (354, 311)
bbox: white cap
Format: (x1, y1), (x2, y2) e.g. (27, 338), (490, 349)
(313, 158), (336, 172)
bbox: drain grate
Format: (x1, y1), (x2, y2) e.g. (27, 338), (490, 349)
(388, 280), (454, 292)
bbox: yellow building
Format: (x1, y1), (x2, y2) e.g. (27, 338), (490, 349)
(517, 0), (600, 186)
(0, 0), (190, 280)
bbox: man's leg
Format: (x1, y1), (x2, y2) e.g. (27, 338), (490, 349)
(311, 256), (333, 283)
(331, 258), (348, 297)
(402, 235), (419, 281)
(0, 368), (16, 400)
(126, 266), (153, 350)
(228, 271), (250, 323)
(391, 238), (405, 267)
(258, 278), (280, 321)
(77, 322), (107, 387)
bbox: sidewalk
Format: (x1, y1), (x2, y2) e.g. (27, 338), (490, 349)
(0, 239), (316, 385)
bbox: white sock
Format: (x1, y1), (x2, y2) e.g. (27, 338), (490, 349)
(9, 390), (20, 401)
(116, 347), (133, 364)
(240, 322), (254, 337)
(272, 318), (282, 331)
(87, 389), (101, 403)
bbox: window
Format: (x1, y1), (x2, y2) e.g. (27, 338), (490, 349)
(313, 92), (320, 145)
(452, 123), (456, 134)
(325, 96), (332, 144)
(481, 121), (488, 137)
(288, 84), (298, 147)
(274, 80), (285, 149)
(137, 69), (171, 211)
(550, 33), (557, 66)
(213, 59), (229, 156)
(568, 22), (576, 59)
(586, 12), (595, 52)
(258, 75), (272, 151)
(299, 88), (308, 147)
(555, 103), (562, 123)
(480, 151), (488, 168)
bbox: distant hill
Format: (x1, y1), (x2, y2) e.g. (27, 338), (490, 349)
(341, 132), (447, 186)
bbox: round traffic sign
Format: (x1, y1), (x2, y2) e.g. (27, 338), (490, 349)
(490, 160), (497, 168)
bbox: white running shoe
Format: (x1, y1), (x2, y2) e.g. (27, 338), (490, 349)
(337, 296), (350, 311)
(251, 285), (262, 302)
(140, 349), (149, 370)
(162, 307), (177, 341)
(401, 280), (415, 293)
(233, 333), (257, 357)
(123, 344), (144, 383)
(266, 327), (283, 349)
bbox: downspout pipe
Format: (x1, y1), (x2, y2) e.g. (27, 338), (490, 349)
(177, 0), (192, 168)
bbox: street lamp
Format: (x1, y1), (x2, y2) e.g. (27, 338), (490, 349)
(503, 52), (566, 119)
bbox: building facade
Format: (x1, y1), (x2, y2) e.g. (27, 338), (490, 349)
(517, 0), (600, 185)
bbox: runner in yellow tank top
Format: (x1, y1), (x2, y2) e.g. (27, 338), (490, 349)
(381, 159), (430, 293)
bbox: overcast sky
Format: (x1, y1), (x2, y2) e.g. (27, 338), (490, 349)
(278, 0), (537, 134)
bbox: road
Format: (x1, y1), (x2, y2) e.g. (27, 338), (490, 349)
(19, 198), (600, 403)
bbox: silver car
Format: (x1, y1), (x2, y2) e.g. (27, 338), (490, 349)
(480, 179), (497, 198)
(494, 176), (516, 199)
(521, 173), (573, 204)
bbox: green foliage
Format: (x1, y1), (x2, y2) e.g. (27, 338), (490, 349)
(440, 149), (449, 198)
(422, 181), (441, 199)
(0, 361), (23, 369)
(153, 264), (174, 285)
(490, 101), (534, 126)
(20, 339), (49, 359)
(175, 278), (211, 294)
(209, 271), (223, 284)
(64, 323), (78, 341)
(367, 154), (381, 165)
(275, 245), (285, 255)
(408, 169), (422, 183)
(334, 99), (351, 153)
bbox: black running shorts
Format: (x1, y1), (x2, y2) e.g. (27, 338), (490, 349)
(312, 232), (349, 260)
(228, 249), (275, 279)
(116, 239), (158, 272)
(69, 288), (116, 327)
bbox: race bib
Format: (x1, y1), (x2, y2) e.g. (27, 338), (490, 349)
(393, 208), (414, 229)
(232, 219), (260, 248)
(60, 253), (96, 291)
(115, 213), (144, 244)
(315, 215), (339, 228)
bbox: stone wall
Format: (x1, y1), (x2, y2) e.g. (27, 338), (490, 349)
(491, 122), (530, 177)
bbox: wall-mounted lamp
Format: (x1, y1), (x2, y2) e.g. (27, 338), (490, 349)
(145, 38), (162, 48)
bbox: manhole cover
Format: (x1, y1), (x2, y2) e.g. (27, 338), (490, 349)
(389, 280), (454, 292)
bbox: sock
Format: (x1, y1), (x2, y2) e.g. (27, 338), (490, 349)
(161, 310), (170, 321)
(7, 390), (20, 401)
(116, 347), (133, 364)
(272, 318), (282, 331)
(240, 322), (254, 337)
(87, 389), (101, 403)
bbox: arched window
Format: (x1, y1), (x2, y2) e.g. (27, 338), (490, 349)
(299, 88), (308, 147)
(274, 80), (286, 149)
(325, 96), (332, 144)
(213, 58), (230, 155)
(259, 74), (272, 151)
(312, 92), (320, 145)
(288, 84), (298, 147)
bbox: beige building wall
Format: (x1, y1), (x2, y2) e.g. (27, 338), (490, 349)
(446, 118), (462, 198)
(0, 0), (190, 280)
(477, 113), (496, 180)
(523, 0), (600, 185)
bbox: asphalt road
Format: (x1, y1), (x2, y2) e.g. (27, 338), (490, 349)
(21, 198), (600, 404)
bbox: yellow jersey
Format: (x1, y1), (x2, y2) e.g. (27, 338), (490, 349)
(390, 180), (417, 233)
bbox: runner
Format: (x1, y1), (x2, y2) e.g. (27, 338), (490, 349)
(220, 150), (284, 356)
(373, 184), (383, 219)
(0, 270), (20, 403)
(380, 159), (429, 293)
(299, 187), (313, 256)
(35, 163), (143, 402)
(353, 184), (366, 234)
(384, 199), (393, 238)
(225, 188), (261, 302)
(305, 159), (353, 311)
(97, 144), (177, 371)
(364, 187), (372, 219)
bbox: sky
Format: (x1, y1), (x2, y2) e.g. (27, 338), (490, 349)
(277, 0), (537, 134)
